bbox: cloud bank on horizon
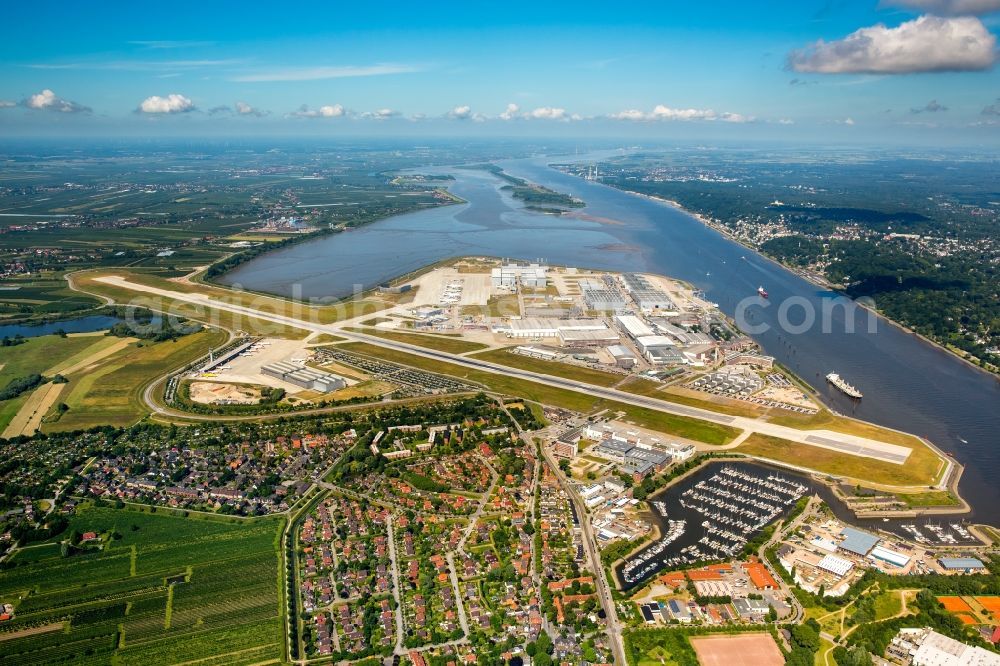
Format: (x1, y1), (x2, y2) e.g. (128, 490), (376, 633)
(2, 0), (1000, 138)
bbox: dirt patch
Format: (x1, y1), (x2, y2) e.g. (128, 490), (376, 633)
(690, 634), (784, 666)
(189, 381), (262, 405)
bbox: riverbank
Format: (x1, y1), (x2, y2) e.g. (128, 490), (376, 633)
(617, 187), (1000, 381)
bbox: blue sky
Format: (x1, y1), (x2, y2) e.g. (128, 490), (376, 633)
(2, 0), (1000, 143)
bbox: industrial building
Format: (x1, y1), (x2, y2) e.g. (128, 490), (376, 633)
(261, 361), (347, 393)
(869, 546), (910, 569)
(621, 273), (677, 313)
(838, 527), (880, 557)
(501, 317), (610, 339)
(491, 262), (548, 288)
(558, 328), (621, 348)
(580, 279), (627, 311)
(893, 628), (1000, 666)
(817, 554), (854, 577)
(607, 345), (637, 369)
(615, 314), (655, 340)
(938, 557), (987, 573)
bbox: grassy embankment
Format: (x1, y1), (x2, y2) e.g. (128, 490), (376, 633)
(344, 327), (488, 354)
(740, 433), (943, 487)
(470, 347), (624, 387)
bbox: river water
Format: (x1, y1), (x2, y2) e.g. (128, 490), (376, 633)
(220, 155), (1000, 526)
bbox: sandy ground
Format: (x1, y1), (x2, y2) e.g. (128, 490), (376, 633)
(2, 382), (66, 438)
(0, 622), (64, 642)
(189, 381), (261, 405)
(757, 385), (817, 409)
(690, 634), (784, 666)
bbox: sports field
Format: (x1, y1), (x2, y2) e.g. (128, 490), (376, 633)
(0, 505), (285, 666)
(690, 634), (784, 666)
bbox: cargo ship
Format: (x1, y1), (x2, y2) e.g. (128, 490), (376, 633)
(757, 285), (768, 298)
(826, 372), (862, 399)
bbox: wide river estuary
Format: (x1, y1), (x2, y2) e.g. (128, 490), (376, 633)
(221, 155), (1000, 525)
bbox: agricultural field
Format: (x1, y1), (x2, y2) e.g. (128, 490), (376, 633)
(0, 505), (284, 666)
(47, 327), (227, 431)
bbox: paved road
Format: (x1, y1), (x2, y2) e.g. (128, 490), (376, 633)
(97, 276), (918, 470)
(385, 514), (406, 655)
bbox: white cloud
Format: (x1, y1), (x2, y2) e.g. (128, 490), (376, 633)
(359, 108), (400, 120)
(235, 101), (267, 117)
(22, 89), (90, 113)
(880, 0), (1000, 15)
(138, 93), (195, 114)
(777, 118), (796, 125)
(526, 107), (568, 120)
(788, 15), (997, 74)
(609, 105), (753, 123)
(289, 104), (345, 118)
(835, 117), (857, 125)
(449, 105), (472, 119)
(0, 100), (15, 108)
(232, 63), (418, 82)
(499, 103), (520, 120)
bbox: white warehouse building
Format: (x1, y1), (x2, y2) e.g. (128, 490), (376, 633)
(491, 262), (548, 288)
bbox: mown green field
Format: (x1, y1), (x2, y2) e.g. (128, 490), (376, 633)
(347, 327), (488, 354)
(0, 334), (117, 431)
(0, 505), (285, 666)
(470, 347), (623, 386)
(340, 342), (739, 445)
(49, 328), (227, 431)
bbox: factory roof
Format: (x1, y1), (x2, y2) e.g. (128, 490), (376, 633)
(870, 546), (910, 568)
(817, 554), (854, 577)
(607, 344), (636, 359)
(615, 314), (654, 338)
(938, 557), (986, 570)
(636, 335), (676, 349)
(838, 526), (880, 557)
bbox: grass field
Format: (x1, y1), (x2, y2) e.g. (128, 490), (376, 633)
(341, 342), (739, 445)
(470, 347), (624, 386)
(347, 327), (489, 354)
(0, 505), (284, 666)
(738, 433), (943, 487)
(893, 490), (960, 507)
(0, 334), (123, 431)
(0, 276), (102, 320)
(48, 328), (227, 431)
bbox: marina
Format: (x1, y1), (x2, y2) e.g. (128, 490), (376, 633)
(616, 462), (808, 589)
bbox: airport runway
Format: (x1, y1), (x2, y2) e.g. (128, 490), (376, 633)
(95, 276), (916, 467)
